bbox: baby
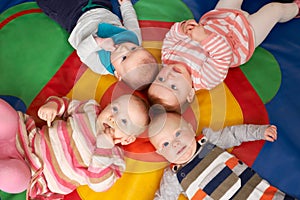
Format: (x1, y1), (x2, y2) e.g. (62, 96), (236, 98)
(148, 0), (300, 111)
(148, 112), (296, 199)
(37, 0), (159, 90)
(0, 94), (149, 199)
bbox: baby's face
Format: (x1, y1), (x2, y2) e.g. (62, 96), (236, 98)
(97, 95), (147, 145)
(149, 113), (197, 164)
(110, 42), (149, 78)
(148, 63), (194, 110)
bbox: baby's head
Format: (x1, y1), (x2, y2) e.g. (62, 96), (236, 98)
(148, 112), (197, 164)
(148, 62), (195, 113)
(111, 42), (159, 90)
(97, 94), (150, 145)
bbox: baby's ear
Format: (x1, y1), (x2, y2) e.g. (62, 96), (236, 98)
(122, 135), (136, 145)
(186, 88), (195, 103)
(114, 71), (122, 81)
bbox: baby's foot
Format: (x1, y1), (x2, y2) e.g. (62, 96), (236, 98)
(274, 0), (293, 2)
(295, 0), (300, 18)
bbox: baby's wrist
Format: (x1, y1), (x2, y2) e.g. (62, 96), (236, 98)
(120, 0), (132, 8)
(96, 133), (115, 149)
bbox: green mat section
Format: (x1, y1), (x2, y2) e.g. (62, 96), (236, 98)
(135, 0), (193, 21)
(0, 2), (73, 106)
(240, 47), (281, 104)
(0, 190), (26, 200)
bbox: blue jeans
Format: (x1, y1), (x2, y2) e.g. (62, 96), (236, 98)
(36, 0), (112, 33)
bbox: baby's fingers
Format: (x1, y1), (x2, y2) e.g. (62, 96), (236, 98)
(38, 109), (47, 121)
(185, 19), (197, 26)
(118, 0), (129, 5)
(265, 135), (275, 142)
(46, 112), (56, 127)
(265, 132), (277, 142)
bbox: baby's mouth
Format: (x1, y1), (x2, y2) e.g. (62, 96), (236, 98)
(102, 122), (115, 136)
(103, 122), (111, 129)
(177, 145), (186, 155)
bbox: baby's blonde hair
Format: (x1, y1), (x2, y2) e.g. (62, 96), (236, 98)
(128, 94), (150, 136)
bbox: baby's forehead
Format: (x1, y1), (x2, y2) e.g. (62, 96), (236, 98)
(112, 95), (131, 104)
(113, 96), (141, 109)
(150, 113), (184, 135)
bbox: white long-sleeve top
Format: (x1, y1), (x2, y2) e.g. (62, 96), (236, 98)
(68, 1), (141, 74)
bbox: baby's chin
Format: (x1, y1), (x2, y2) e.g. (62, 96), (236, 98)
(173, 153), (192, 164)
(173, 146), (195, 164)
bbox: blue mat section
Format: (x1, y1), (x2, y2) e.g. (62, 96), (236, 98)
(171, 0), (300, 197)
(254, 17), (300, 196)
(1, 0), (300, 198)
(0, 96), (27, 112)
(0, 0), (34, 13)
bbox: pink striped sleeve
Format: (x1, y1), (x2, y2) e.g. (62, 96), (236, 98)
(190, 33), (232, 89)
(162, 22), (189, 62)
(87, 146), (125, 192)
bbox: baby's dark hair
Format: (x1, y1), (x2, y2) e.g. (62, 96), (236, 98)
(122, 53), (159, 90)
(147, 91), (181, 113)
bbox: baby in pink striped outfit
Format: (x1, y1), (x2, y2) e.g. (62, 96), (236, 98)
(0, 94), (149, 199)
(148, 0), (300, 113)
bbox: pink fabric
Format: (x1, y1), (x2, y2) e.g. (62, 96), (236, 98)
(0, 99), (30, 193)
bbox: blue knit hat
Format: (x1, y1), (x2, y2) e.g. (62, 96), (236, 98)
(97, 23), (139, 74)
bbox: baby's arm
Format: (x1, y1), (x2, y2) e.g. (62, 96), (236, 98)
(202, 124), (277, 149)
(38, 96), (69, 127)
(154, 167), (183, 200)
(119, 0), (141, 44)
(162, 21), (190, 55)
(87, 134), (125, 192)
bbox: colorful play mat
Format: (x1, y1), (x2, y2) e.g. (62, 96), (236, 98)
(1, 0), (299, 199)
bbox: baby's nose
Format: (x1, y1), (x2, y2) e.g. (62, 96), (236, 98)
(109, 116), (115, 123)
(172, 139), (180, 147)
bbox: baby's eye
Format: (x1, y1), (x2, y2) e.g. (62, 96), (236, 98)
(171, 84), (177, 90)
(121, 56), (127, 61)
(163, 142), (169, 147)
(121, 119), (127, 125)
(112, 106), (118, 113)
(158, 77), (164, 82)
(175, 131), (181, 137)
(131, 47), (137, 51)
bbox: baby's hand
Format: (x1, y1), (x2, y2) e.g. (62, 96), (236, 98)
(181, 19), (198, 35)
(118, 0), (130, 5)
(264, 125), (277, 142)
(38, 101), (58, 127)
(96, 132), (115, 149)
(94, 36), (116, 51)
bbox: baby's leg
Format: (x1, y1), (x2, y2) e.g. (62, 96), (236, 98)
(248, 2), (298, 47)
(0, 159), (31, 193)
(215, 0), (243, 10)
(0, 99), (19, 141)
(36, 0), (112, 33)
(0, 99), (31, 193)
